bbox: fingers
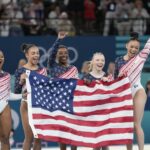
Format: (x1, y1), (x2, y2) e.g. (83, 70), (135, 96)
(22, 92), (28, 100)
(21, 73), (28, 79)
(83, 78), (91, 85)
(19, 73), (28, 85)
(58, 31), (68, 39)
(118, 72), (127, 77)
(101, 76), (110, 82)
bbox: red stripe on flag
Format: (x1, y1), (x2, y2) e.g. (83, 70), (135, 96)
(32, 114), (133, 126)
(74, 94), (132, 106)
(74, 106), (133, 116)
(74, 83), (131, 96)
(38, 134), (132, 148)
(35, 124), (133, 138)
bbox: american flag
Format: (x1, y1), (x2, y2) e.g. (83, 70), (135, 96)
(0, 73), (10, 102)
(26, 71), (134, 148)
(120, 38), (150, 86)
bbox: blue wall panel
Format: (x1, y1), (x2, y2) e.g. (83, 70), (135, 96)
(0, 36), (116, 74)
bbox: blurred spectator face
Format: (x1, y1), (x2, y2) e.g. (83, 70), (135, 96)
(59, 12), (68, 19)
(48, 11), (57, 19)
(135, 0), (143, 9)
(126, 40), (140, 58)
(1, 0), (14, 4)
(0, 51), (4, 69)
(57, 48), (69, 65)
(120, 0), (127, 4)
(33, 0), (41, 4)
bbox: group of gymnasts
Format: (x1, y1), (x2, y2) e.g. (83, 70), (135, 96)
(0, 31), (149, 150)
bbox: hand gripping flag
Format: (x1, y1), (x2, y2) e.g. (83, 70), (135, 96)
(26, 71), (134, 148)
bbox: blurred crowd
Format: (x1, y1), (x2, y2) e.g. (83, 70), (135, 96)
(0, 0), (150, 36)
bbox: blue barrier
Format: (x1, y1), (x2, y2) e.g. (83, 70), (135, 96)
(0, 36), (116, 74)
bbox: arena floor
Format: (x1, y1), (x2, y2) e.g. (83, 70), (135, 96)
(12, 145), (150, 150)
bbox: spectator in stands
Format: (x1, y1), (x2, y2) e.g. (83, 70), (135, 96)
(57, 11), (76, 36)
(46, 5), (60, 34)
(142, 0), (150, 14)
(0, 0), (14, 36)
(131, 0), (149, 35)
(9, 4), (24, 36)
(102, 0), (117, 36)
(115, 0), (132, 35)
(30, 0), (44, 24)
(22, 0), (44, 35)
(66, 0), (84, 34)
(84, 0), (96, 32)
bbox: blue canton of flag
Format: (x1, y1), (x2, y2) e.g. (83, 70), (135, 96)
(29, 71), (77, 113)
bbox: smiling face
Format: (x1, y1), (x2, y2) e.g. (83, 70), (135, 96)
(56, 47), (68, 66)
(25, 46), (40, 65)
(126, 40), (140, 59)
(91, 53), (105, 72)
(0, 51), (4, 70)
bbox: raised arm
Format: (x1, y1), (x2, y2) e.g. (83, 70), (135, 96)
(139, 38), (150, 60)
(48, 32), (67, 67)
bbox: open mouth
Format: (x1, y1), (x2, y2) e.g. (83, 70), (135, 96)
(0, 59), (3, 65)
(131, 52), (136, 54)
(33, 57), (39, 61)
(97, 64), (103, 68)
(130, 52), (136, 57)
(60, 56), (67, 61)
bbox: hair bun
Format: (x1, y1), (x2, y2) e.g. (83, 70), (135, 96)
(21, 43), (28, 53)
(21, 43), (36, 53)
(130, 32), (139, 39)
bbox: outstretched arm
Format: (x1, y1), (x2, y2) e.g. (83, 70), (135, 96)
(139, 38), (150, 60)
(48, 32), (68, 67)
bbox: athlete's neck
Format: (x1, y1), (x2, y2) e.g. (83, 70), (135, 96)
(124, 54), (132, 61)
(60, 63), (69, 67)
(24, 63), (38, 70)
(90, 69), (103, 78)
